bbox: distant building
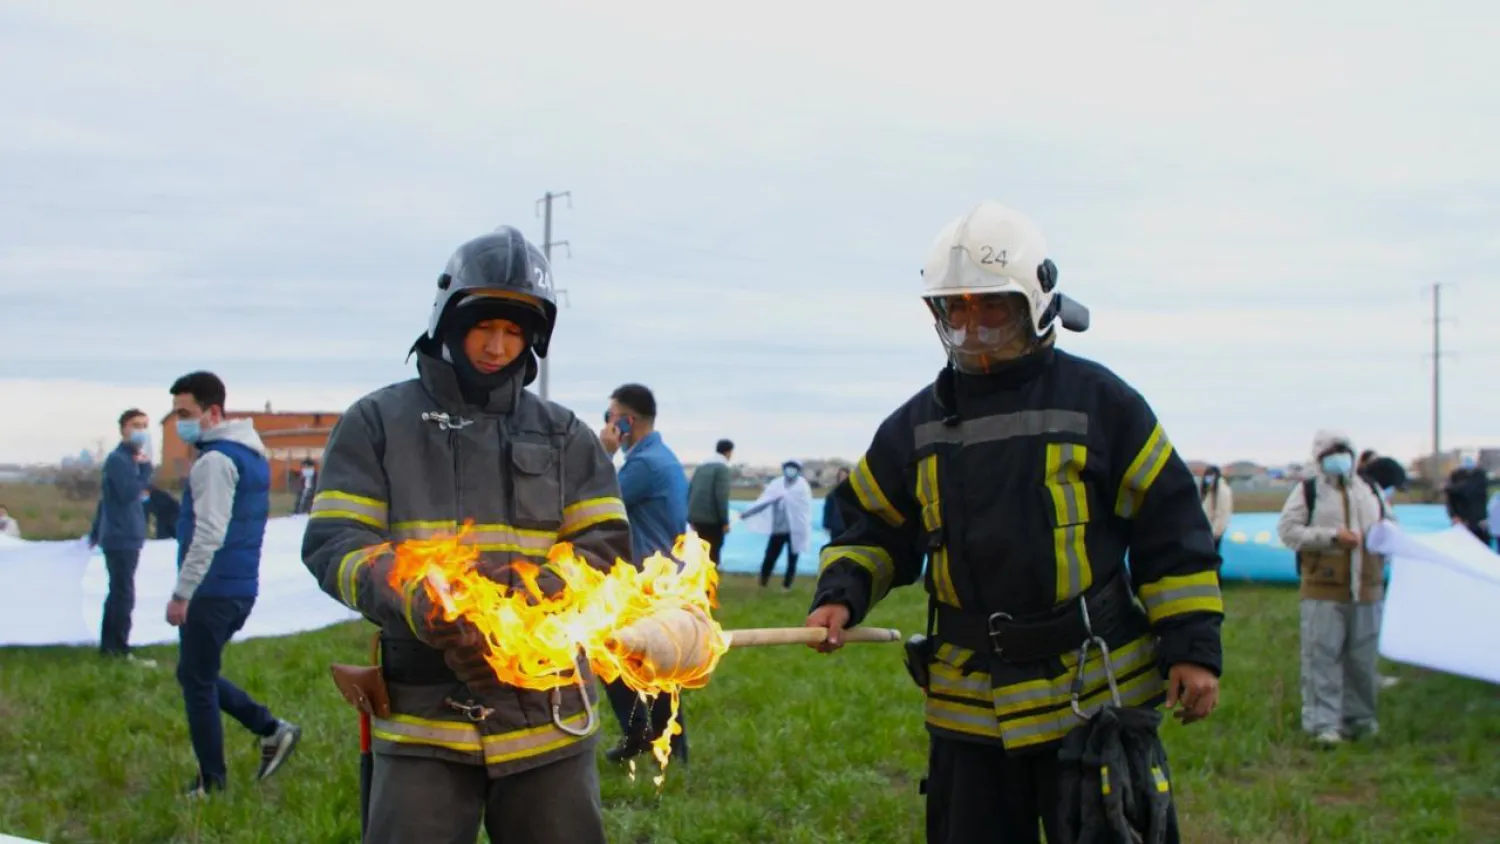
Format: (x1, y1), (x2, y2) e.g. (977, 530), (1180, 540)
(158, 408), (342, 492)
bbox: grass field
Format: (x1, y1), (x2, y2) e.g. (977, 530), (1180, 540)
(2, 575), (1498, 843)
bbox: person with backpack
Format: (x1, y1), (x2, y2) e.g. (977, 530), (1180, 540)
(1276, 429), (1390, 747)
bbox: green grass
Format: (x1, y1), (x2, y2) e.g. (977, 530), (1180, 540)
(2, 578), (1498, 843)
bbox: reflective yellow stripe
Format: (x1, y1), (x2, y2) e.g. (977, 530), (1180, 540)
(1137, 570), (1224, 623)
(925, 695), (1003, 739)
(400, 576), (426, 635)
(371, 711), (595, 764)
(933, 643), (973, 667)
(335, 546), (388, 609)
(1000, 660), (1164, 749)
(559, 497), (627, 537)
(1151, 765), (1170, 793)
(311, 491), (389, 529)
(1114, 424), (1174, 519)
(990, 637), (1155, 717)
(391, 521), (558, 558)
(849, 455), (905, 528)
(1101, 765), (1112, 795)
(915, 456), (959, 607)
(819, 544), (896, 602)
(930, 662), (990, 703)
(1045, 443), (1093, 603)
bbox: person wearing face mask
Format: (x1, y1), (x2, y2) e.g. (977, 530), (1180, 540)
(87, 407), (155, 663)
(302, 227), (630, 842)
(0, 504), (20, 539)
(1276, 430), (1390, 746)
(1200, 465), (1234, 554)
(293, 459), (317, 515)
(166, 371), (302, 796)
(802, 200), (1224, 844)
(741, 460), (816, 591)
(1444, 455), (1491, 545)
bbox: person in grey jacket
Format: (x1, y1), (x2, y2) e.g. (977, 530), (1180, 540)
(1276, 429), (1390, 746)
(302, 227), (631, 844)
(686, 438), (734, 566)
(87, 408), (154, 661)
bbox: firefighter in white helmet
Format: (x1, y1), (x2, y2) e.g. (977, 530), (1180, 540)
(805, 201), (1224, 842)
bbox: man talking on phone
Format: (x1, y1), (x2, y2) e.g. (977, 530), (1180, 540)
(597, 383), (692, 766)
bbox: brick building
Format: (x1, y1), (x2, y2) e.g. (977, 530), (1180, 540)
(157, 404), (342, 493)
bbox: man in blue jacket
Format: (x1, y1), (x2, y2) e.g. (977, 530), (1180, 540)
(598, 383), (692, 765)
(88, 408), (154, 661)
(165, 371), (301, 796)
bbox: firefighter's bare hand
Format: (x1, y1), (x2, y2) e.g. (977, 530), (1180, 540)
(805, 603), (850, 653)
(1334, 528), (1362, 549)
(1166, 663), (1218, 725)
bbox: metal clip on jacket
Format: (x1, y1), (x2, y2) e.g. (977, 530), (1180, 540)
(550, 665), (598, 737)
(1070, 597), (1123, 721)
(421, 411), (473, 431)
(444, 697), (496, 722)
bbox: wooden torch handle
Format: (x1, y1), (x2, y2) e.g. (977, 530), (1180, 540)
(724, 626), (902, 647)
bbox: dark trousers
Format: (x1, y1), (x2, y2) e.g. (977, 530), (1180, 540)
(759, 532), (798, 587)
(100, 549), (140, 656)
(925, 735), (1061, 844)
(176, 596), (277, 784)
(603, 678), (688, 763)
(366, 749), (605, 844)
(691, 521), (726, 567)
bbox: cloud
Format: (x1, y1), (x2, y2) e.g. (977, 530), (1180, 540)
(1, 0), (1497, 469)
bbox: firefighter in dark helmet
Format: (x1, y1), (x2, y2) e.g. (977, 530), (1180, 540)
(303, 226), (631, 843)
(804, 201), (1224, 843)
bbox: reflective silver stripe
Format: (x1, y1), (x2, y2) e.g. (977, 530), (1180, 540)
(371, 715), (483, 754)
(1114, 424), (1173, 518)
(336, 546), (386, 609)
(560, 497), (628, 537)
(310, 491), (389, 529)
(915, 410), (1089, 451)
(848, 455), (905, 528)
(934, 643), (973, 666)
(481, 711), (595, 764)
(991, 637), (1156, 715)
(999, 666), (1163, 748)
(930, 666), (991, 701)
(926, 697), (1003, 737)
(390, 521), (557, 557)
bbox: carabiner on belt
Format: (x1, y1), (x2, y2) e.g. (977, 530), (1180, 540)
(1069, 594), (1123, 721)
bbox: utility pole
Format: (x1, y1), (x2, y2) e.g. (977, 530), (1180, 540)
(534, 190), (571, 402)
(1429, 282), (1450, 491)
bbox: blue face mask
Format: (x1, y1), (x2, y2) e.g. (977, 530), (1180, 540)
(1321, 452), (1353, 476)
(128, 429), (150, 449)
(176, 418), (202, 444)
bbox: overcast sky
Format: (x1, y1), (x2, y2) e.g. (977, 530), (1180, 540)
(2, 0), (1496, 468)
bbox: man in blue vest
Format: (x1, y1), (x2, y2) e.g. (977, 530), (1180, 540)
(165, 371), (301, 796)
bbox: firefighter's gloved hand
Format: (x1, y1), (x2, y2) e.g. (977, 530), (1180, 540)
(475, 554), (567, 604)
(441, 619), (504, 696)
(405, 586), (465, 649)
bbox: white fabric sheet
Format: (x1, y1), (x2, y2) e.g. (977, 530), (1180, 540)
(1366, 522), (1500, 685)
(0, 515), (359, 648)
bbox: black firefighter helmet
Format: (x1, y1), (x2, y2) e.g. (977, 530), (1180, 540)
(424, 226), (559, 358)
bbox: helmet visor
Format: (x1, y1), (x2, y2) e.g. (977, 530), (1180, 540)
(925, 292), (1033, 373)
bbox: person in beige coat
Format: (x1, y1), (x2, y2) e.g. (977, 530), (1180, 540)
(1200, 465), (1234, 552)
(1276, 429), (1390, 746)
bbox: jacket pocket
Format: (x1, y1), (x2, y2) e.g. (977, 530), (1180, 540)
(509, 442), (563, 528)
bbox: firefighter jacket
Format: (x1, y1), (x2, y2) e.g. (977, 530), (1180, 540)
(302, 351), (632, 778)
(813, 348), (1225, 753)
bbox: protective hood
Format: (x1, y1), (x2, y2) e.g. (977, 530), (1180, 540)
(1311, 429), (1354, 462)
(199, 417), (268, 458)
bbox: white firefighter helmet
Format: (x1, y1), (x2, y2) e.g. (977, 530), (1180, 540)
(921, 200), (1088, 372)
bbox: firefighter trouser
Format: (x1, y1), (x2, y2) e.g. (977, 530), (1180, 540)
(364, 749), (605, 844)
(925, 734), (1061, 844)
(1299, 599), (1381, 737)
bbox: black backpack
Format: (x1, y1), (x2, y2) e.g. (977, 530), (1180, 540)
(1300, 476), (1386, 525)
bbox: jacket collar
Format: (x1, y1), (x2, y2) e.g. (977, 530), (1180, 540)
(416, 350), (522, 415)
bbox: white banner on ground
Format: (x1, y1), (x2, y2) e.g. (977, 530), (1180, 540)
(1367, 522), (1500, 685)
(0, 515), (359, 649)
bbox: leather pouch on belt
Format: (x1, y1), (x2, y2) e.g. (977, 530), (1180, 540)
(331, 663), (392, 718)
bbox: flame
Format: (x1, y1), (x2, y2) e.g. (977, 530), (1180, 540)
(385, 524), (730, 781)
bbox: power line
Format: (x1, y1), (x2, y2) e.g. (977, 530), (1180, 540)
(534, 190), (572, 402)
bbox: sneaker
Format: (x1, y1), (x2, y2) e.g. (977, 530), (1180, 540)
(604, 737), (651, 765)
(1312, 730), (1343, 748)
(256, 719), (301, 781)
